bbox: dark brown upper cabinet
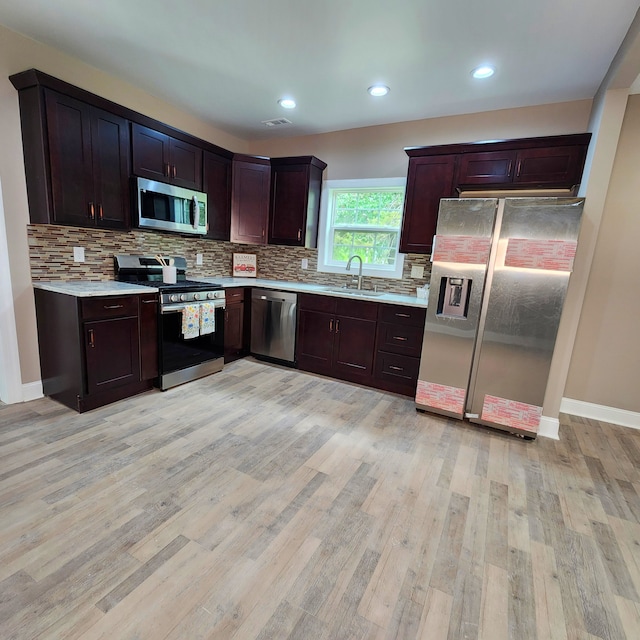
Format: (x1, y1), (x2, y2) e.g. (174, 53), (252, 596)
(400, 133), (591, 254)
(456, 150), (516, 186)
(203, 151), (232, 240)
(230, 155), (271, 245)
(14, 87), (130, 228)
(455, 144), (588, 188)
(399, 154), (456, 254)
(132, 123), (203, 190)
(269, 156), (327, 248)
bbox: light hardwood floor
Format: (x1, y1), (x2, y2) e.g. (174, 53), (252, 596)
(1, 358), (639, 639)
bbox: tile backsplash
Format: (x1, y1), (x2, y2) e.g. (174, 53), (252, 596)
(27, 225), (431, 296)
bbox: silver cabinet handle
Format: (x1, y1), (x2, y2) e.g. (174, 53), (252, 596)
(393, 336), (408, 341)
(103, 304), (123, 309)
(389, 365), (404, 371)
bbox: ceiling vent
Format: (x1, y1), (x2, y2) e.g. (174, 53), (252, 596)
(261, 117), (293, 127)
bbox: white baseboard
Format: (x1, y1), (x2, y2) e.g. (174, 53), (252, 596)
(22, 380), (44, 403)
(560, 397), (640, 431)
(538, 416), (560, 440)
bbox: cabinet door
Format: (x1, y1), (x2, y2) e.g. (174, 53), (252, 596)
(399, 155), (456, 254)
(139, 294), (158, 380)
(45, 90), (95, 226)
(91, 108), (130, 229)
(513, 145), (586, 186)
(332, 315), (377, 382)
(84, 316), (140, 394)
(169, 138), (203, 190)
(269, 164), (310, 246)
(230, 159), (271, 244)
(456, 150), (516, 186)
(297, 309), (334, 374)
(224, 304), (244, 360)
(203, 151), (232, 240)
(132, 123), (171, 182)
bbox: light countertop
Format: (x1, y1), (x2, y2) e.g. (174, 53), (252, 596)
(32, 277), (428, 308)
(195, 277), (428, 308)
(33, 281), (159, 297)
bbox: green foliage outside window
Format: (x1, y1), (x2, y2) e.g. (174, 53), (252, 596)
(329, 188), (403, 267)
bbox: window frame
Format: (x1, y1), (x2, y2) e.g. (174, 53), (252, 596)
(317, 177), (406, 279)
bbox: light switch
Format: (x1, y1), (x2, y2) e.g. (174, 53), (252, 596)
(73, 247), (85, 262)
(196, 253), (203, 265)
(301, 258), (308, 270)
(411, 265), (424, 278)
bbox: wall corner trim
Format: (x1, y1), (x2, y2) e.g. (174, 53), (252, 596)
(538, 416), (560, 440)
(560, 397), (640, 431)
(22, 380), (44, 403)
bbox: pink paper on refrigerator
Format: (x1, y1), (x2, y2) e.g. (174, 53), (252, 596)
(432, 235), (492, 265)
(416, 380), (466, 415)
(480, 395), (542, 433)
(504, 238), (577, 271)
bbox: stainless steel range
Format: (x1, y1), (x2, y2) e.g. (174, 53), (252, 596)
(115, 255), (225, 390)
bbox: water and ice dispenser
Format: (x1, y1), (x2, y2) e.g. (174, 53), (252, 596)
(437, 276), (472, 318)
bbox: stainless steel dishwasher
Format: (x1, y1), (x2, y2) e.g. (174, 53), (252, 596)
(250, 289), (298, 364)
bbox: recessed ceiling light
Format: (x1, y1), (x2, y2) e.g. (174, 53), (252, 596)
(471, 65), (495, 79)
(368, 85), (390, 97)
(278, 98), (296, 109)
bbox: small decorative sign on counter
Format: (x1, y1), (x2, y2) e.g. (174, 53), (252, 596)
(232, 253), (257, 277)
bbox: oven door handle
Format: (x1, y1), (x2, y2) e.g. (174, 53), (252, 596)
(161, 302), (225, 314)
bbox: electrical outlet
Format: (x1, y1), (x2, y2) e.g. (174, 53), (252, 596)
(196, 253), (203, 265)
(73, 247), (85, 263)
(410, 265), (424, 278)
(301, 258), (308, 269)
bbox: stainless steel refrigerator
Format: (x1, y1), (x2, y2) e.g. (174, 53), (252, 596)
(415, 197), (584, 438)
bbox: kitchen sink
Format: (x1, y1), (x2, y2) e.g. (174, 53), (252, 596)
(322, 286), (385, 297)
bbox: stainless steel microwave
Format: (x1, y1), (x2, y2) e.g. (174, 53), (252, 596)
(136, 177), (208, 235)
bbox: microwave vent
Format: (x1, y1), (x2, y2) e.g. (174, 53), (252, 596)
(261, 117), (293, 127)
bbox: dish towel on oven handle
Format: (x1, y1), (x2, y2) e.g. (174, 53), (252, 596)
(181, 304), (200, 340)
(200, 302), (216, 336)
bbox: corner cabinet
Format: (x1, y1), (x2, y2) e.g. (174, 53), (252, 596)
(34, 290), (158, 412)
(269, 156), (327, 247)
(230, 155), (271, 244)
(132, 123), (203, 190)
(399, 133), (591, 255)
(13, 85), (130, 228)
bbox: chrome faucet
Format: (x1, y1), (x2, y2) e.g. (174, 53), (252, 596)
(346, 255), (363, 290)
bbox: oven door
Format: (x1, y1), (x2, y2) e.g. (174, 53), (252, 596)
(158, 302), (225, 390)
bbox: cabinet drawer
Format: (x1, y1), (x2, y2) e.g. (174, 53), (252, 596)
(299, 293), (336, 313)
(374, 352), (420, 384)
(376, 322), (424, 357)
(81, 296), (138, 321)
(378, 304), (426, 327)
(335, 298), (378, 321)
(226, 287), (245, 304)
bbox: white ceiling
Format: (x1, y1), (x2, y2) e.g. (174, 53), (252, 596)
(1, 0), (639, 140)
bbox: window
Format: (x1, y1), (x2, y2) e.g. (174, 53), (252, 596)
(317, 178), (406, 279)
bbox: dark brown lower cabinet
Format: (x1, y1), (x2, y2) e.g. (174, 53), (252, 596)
(297, 294), (377, 386)
(34, 290), (158, 412)
(224, 287), (248, 363)
(372, 304), (426, 396)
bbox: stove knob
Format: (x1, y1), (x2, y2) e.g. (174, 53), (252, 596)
(193, 292), (201, 300)
(207, 292), (215, 299)
(170, 294), (179, 303)
(180, 294), (187, 302)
